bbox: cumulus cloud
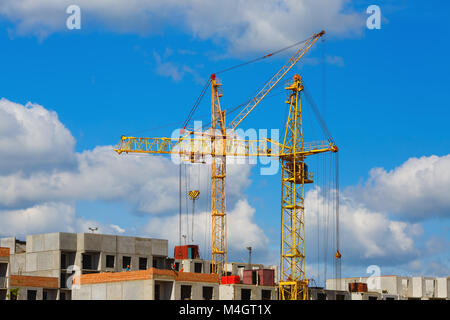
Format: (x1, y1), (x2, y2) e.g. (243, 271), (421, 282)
(0, 98), (256, 241)
(348, 155), (450, 220)
(0, 202), (115, 237)
(0, 98), (252, 214)
(305, 188), (423, 266)
(143, 199), (269, 260)
(0, 202), (75, 236)
(0, 145), (252, 213)
(0, 0), (364, 53)
(0, 98), (76, 174)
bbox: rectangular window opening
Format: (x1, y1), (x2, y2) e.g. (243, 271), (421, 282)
(122, 256), (131, 269)
(181, 285), (192, 300)
(139, 257), (148, 270)
(106, 255), (115, 269)
(241, 288), (251, 300)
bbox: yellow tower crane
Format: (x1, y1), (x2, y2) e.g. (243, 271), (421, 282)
(114, 30), (339, 299)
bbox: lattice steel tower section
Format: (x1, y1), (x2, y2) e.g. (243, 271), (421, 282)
(279, 74), (312, 300)
(210, 74), (227, 275)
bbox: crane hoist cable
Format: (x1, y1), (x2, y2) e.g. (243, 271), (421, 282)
(334, 152), (341, 283)
(188, 189), (200, 242)
(179, 161), (182, 246)
(183, 163), (189, 243)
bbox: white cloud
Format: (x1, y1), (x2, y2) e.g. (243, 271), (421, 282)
(0, 202), (75, 236)
(305, 188), (423, 266)
(143, 198), (269, 258)
(349, 155), (450, 220)
(110, 224), (125, 234)
(0, 202), (114, 237)
(0, 98), (252, 217)
(0, 0), (364, 53)
(153, 51), (184, 82)
(152, 50), (205, 84)
(0, 145), (252, 213)
(0, 98), (76, 174)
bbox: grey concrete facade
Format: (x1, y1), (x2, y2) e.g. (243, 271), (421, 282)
(326, 275), (450, 300)
(0, 232), (169, 300)
(219, 283), (277, 300)
(309, 287), (350, 300)
(72, 278), (221, 300)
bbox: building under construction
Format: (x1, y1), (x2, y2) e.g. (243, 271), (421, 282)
(0, 232), (278, 300)
(2, 30), (446, 302)
(1, 232), (448, 300)
(114, 30), (341, 300)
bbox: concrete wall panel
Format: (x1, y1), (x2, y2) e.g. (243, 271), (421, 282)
(117, 237), (135, 254)
(10, 253), (25, 274)
(135, 238), (152, 255)
(122, 280), (146, 300)
(412, 277), (424, 298)
(101, 235), (117, 252)
(26, 253), (37, 272)
(0, 238), (16, 254)
(91, 283), (107, 300)
(219, 285), (235, 300)
(44, 233), (60, 251)
(152, 239), (168, 256)
(106, 282), (123, 300)
(60, 233), (77, 251)
(28, 234), (44, 252)
(36, 251), (59, 271)
(82, 234), (103, 252)
(73, 285), (92, 300)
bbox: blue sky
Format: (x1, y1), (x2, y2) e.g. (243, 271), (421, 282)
(0, 0), (448, 283)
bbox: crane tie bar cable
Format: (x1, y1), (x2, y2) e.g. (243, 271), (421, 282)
(182, 78), (212, 130)
(214, 37), (311, 75)
(303, 85), (335, 145)
(182, 35), (314, 131)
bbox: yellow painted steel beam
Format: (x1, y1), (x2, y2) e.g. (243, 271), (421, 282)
(279, 75), (310, 300)
(114, 136), (336, 158)
(210, 76), (227, 276)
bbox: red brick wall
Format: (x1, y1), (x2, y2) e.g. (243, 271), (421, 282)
(0, 247), (10, 257)
(79, 269), (156, 285)
(78, 268), (219, 285)
(176, 272), (219, 283)
(10, 275), (58, 289)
